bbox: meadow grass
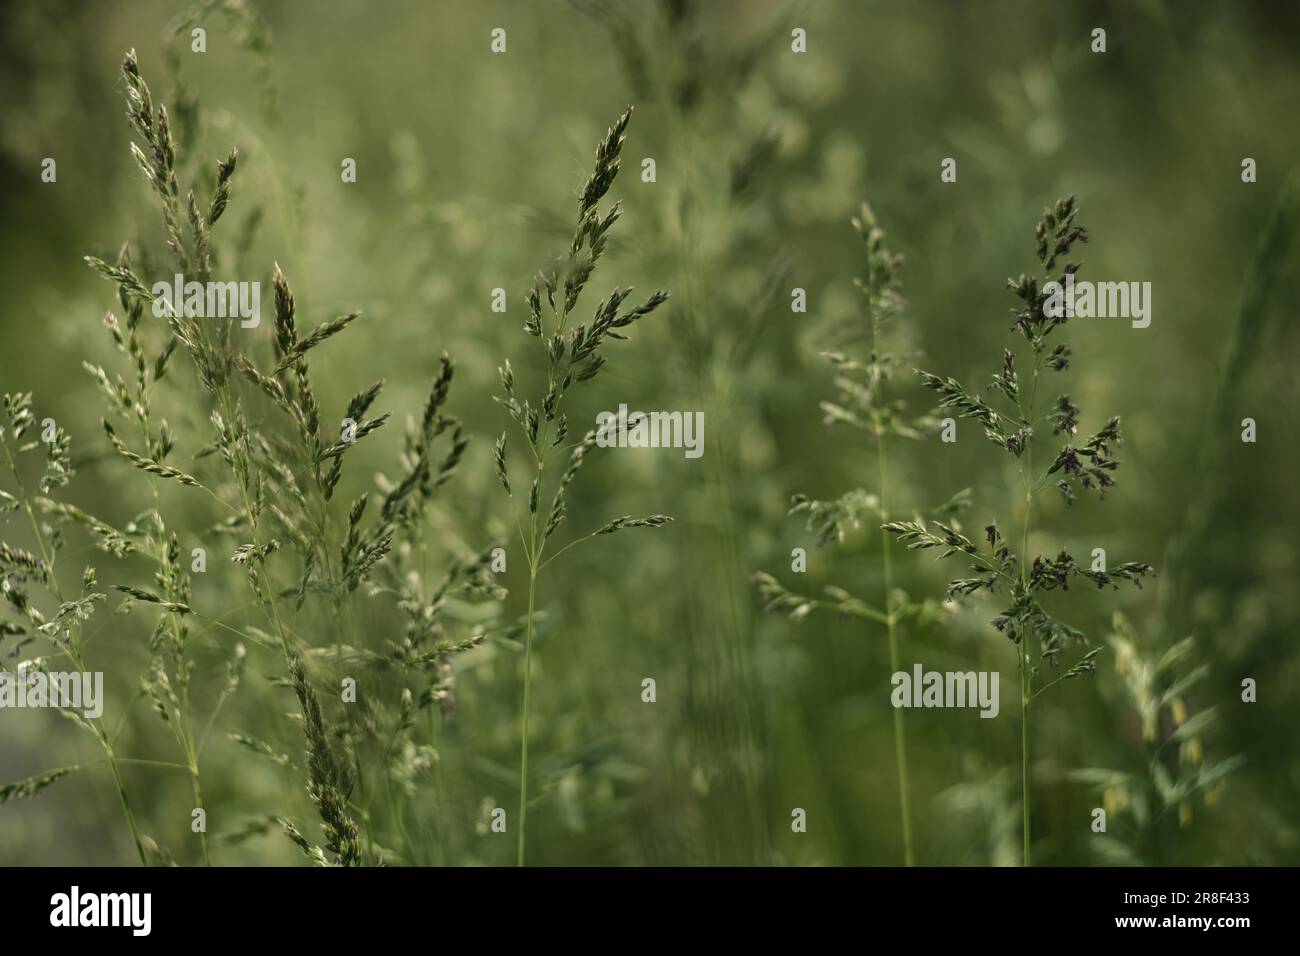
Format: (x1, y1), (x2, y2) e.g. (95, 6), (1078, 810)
(10, 49), (497, 866)
(494, 106), (670, 865)
(885, 197), (1154, 865)
(2, 4), (1289, 868)
(755, 203), (940, 864)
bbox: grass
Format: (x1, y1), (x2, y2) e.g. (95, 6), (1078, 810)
(5, 46), (674, 872)
(755, 203), (935, 864)
(89, 50), (371, 865)
(884, 196), (1154, 866)
(4, 49), (498, 866)
(1066, 611), (1243, 865)
(494, 106), (671, 866)
(1, 392), (147, 864)
(1, 4), (1289, 868)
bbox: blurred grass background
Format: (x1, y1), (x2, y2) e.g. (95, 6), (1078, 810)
(1, 0), (1298, 865)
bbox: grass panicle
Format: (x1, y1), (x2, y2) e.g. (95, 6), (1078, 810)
(497, 107), (671, 866)
(885, 197), (1155, 866)
(754, 203), (942, 865)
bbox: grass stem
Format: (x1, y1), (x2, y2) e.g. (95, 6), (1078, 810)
(517, 565), (538, 866)
(876, 419), (914, 866)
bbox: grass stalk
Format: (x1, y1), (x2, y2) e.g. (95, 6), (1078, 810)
(517, 564), (538, 866)
(887, 196), (1153, 868)
(1017, 363), (1038, 867)
(496, 107), (671, 866)
(2, 430), (148, 866)
(876, 432), (913, 866)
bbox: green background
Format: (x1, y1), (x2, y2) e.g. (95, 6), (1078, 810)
(1, 0), (1297, 865)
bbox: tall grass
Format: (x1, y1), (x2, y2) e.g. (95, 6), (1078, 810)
(755, 204), (942, 864)
(885, 197), (1153, 866)
(2, 3), (1293, 868)
(494, 107), (670, 866)
(1, 393), (147, 864)
(22, 49), (496, 865)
